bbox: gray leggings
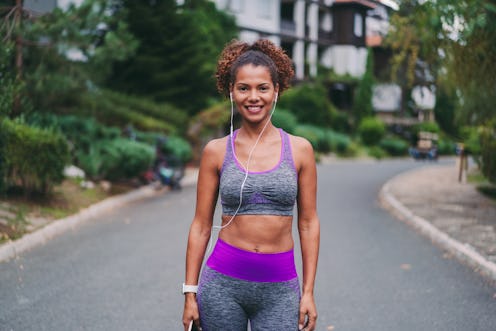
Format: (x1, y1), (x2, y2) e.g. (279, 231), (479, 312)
(197, 266), (300, 331)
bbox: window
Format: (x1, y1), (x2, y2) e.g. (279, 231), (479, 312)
(354, 13), (363, 37)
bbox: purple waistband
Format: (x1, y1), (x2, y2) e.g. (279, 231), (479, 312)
(206, 239), (297, 282)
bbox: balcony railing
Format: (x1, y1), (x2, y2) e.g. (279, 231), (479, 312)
(280, 19), (296, 35)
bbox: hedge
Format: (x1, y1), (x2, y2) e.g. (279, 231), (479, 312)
(357, 117), (386, 146)
(77, 139), (155, 181)
(1, 118), (70, 195)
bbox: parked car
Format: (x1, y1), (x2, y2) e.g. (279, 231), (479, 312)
(409, 131), (438, 161)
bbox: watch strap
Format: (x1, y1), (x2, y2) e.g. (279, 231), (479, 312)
(182, 283), (198, 294)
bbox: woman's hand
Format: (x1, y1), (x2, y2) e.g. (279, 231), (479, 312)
(182, 294), (201, 331)
(298, 293), (318, 331)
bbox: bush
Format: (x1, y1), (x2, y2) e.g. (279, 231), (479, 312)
(330, 111), (352, 133)
(480, 123), (496, 184)
(294, 124), (353, 155)
(278, 83), (336, 127)
(358, 117), (386, 146)
(1, 119), (70, 195)
(368, 146), (388, 159)
(78, 91), (177, 134)
(272, 109), (298, 134)
(437, 137), (456, 155)
(379, 138), (409, 156)
(161, 136), (193, 164)
(294, 125), (322, 151)
(77, 139), (155, 181)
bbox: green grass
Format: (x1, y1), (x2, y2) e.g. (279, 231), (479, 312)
(0, 179), (135, 243)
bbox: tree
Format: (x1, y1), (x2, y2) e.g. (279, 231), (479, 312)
(106, 0), (238, 115)
(388, 0), (496, 125)
(0, 0), (138, 116)
(352, 48), (375, 126)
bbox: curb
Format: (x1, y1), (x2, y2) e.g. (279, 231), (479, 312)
(379, 170), (496, 284)
(0, 170), (198, 263)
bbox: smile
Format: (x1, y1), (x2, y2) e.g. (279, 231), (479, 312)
(245, 105), (264, 113)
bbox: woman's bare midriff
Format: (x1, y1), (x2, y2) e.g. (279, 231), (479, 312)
(218, 214), (294, 253)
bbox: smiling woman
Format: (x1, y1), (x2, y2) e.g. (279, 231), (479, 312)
(182, 39), (320, 331)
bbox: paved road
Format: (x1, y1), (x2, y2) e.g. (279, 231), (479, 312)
(1, 159), (495, 331)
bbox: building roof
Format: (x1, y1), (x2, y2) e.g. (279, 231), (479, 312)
(332, 0), (377, 9)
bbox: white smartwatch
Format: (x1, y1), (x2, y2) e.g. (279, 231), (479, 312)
(182, 283), (198, 294)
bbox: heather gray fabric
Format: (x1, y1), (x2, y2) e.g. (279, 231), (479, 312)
(197, 266), (300, 331)
(219, 129), (298, 216)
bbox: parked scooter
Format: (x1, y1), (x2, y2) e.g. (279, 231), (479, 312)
(139, 136), (185, 190)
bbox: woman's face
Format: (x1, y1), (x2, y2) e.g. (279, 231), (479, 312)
(231, 64), (279, 125)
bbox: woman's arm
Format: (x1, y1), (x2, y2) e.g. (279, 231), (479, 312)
(294, 136), (320, 331)
(182, 139), (223, 330)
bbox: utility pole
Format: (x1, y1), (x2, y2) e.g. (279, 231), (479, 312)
(13, 0), (23, 117)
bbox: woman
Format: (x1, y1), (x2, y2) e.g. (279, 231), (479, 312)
(182, 39), (320, 331)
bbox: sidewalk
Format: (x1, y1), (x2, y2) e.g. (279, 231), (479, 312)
(380, 160), (496, 285)
(0, 167), (199, 263)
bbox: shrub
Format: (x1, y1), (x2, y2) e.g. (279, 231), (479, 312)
(379, 138), (409, 156)
(294, 125), (322, 150)
(77, 139), (155, 181)
(437, 137), (456, 155)
(358, 117), (386, 146)
(278, 83), (336, 127)
(1, 119), (70, 195)
(272, 109), (298, 134)
(480, 123), (496, 184)
(330, 110), (352, 133)
(161, 136), (193, 164)
(78, 91), (177, 134)
(294, 125), (353, 155)
(368, 146), (387, 159)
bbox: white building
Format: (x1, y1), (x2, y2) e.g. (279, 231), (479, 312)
(213, 0), (395, 81)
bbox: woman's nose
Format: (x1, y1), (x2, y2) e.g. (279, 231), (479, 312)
(248, 90), (260, 101)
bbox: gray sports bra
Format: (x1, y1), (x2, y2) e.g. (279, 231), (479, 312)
(219, 129), (298, 216)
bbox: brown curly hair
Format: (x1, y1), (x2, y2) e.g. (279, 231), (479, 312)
(215, 39), (295, 98)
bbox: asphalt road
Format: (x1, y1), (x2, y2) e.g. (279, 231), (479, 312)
(0, 159), (495, 331)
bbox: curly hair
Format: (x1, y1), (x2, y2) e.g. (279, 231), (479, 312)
(215, 39), (295, 98)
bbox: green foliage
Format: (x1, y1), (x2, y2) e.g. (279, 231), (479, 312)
(77, 139), (155, 181)
(294, 124), (353, 155)
(460, 126), (481, 162)
(4, 0), (138, 115)
(161, 136), (193, 164)
(357, 117), (386, 146)
(0, 42), (16, 118)
(480, 122), (496, 184)
(412, 121), (440, 137)
(353, 48), (375, 125)
(272, 109), (298, 134)
(278, 83), (336, 127)
(1, 118), (70, 195)
(27, 113), (120, 152)
(437, 137), (456, 155)
(330, 111), (352, 133)
(367, 146), (388, 159)
(77, 91), (178, 134)
(107, 0), (238, 114)
(379, 138), (409, 156)
(434, 84), (458, 137)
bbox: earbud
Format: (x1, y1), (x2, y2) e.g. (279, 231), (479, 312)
(274, 92), (278, 103)
(229, 92), (233, 102)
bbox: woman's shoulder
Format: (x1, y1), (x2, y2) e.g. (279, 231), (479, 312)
(286, 132), (313, 153)
(201, 135), (229, 166)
